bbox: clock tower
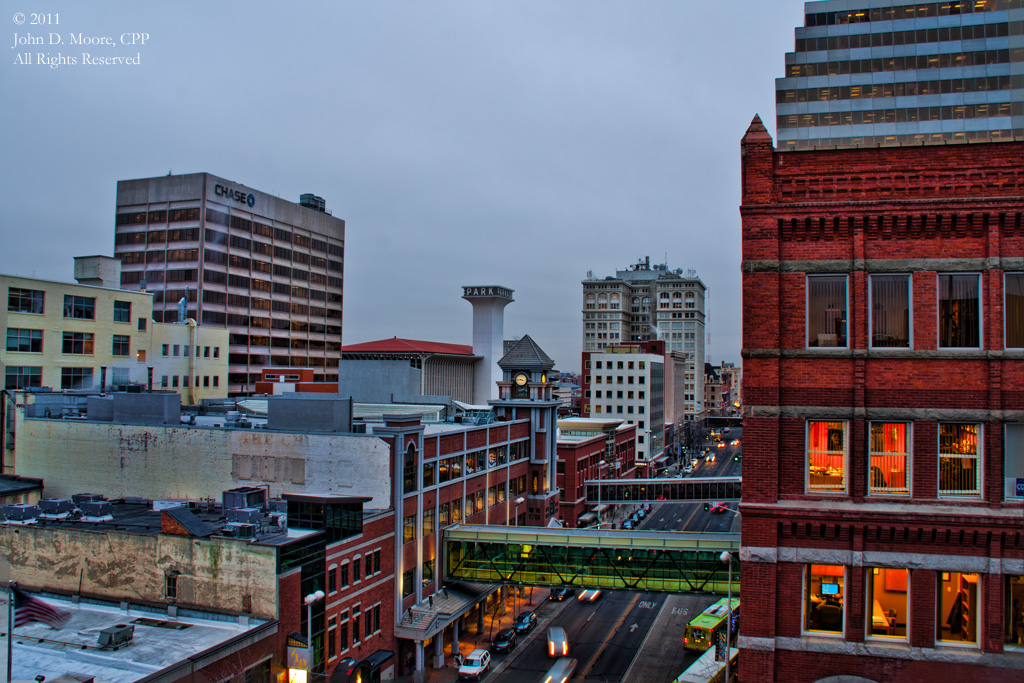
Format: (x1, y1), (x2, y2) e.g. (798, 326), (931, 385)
(491, 335), (561, 526)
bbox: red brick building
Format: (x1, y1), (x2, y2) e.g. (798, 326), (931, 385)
(739, 115), (1024, 682)
(555, 417), (637, 528)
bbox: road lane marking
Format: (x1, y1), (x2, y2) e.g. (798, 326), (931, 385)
(577, 593), (640, 679)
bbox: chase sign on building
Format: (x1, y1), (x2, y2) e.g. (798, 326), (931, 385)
(214, 183), (256, 208)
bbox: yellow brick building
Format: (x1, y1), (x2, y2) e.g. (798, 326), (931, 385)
(2, 256), (227, 402)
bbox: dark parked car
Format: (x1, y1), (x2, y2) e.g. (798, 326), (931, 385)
(513, 611), (538, 634)
(549, 587), (574, 601)
(492, 627), (518, 653)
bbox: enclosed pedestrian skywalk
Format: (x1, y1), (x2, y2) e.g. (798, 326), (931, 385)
(444, 525), (740, 595)
(585, 477), (741, 505)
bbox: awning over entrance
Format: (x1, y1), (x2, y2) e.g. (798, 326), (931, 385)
(577, 512), (597, 524)
(592, 504), (610, 514)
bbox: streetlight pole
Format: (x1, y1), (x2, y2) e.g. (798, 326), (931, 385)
(304, 589), (325, 672)
(720, 551), (733, 683)
(513, 496), (525, 618)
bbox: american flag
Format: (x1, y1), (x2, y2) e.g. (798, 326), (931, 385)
(12, 587), (71, 629)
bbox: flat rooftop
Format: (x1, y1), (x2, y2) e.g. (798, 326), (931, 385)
(1, 593), (272, 683)
(5, 498), (298, 546)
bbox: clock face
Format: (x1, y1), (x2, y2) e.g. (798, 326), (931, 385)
(515, 373), (528, 387)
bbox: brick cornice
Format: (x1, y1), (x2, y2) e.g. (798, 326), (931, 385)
(742, 257), (1024, 273)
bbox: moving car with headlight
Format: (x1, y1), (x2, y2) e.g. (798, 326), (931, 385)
(547, 626), (569, 657)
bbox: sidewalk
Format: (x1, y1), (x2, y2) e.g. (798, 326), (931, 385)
(395, 586), (566, 683)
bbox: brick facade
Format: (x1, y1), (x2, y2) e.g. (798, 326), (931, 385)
(739, 115), (1023, 682)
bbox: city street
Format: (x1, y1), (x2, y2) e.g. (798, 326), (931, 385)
(490, 427), (742, 682)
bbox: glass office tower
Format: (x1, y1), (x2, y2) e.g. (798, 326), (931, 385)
(776, 0), (1023, 149)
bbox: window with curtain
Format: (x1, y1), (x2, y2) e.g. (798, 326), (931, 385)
(1005, 424), (1024, 500)
(871, 275), (910, 347)
(939, 423), (981, 497)
(869, 423), (910, 495)
(938, 274), (980, 348)
(1007, 273), (1023, 348)
(807, 421), (847, 492)
(807, 276), (848, 347)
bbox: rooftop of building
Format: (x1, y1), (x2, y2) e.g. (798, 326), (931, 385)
(556, 417), (634, 443)
(342, 337), (476, 356)
(0, 491), (387, 545)
(1, 591), (272, 683)
(0, 271), (153, 296)
(497, 334), (554, 370)
(583, 257), (706, 286)
(0, 475), (44, 497)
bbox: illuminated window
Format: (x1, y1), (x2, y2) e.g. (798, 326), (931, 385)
(939, 423), (981, 497)
(869, 423), (910, 495)
(1005, 574), (1024, 649)
(937, 572), (980, 645)
(866, 568), (908, 639)
(403, 515), (415, 544)
(807, 421), (847, 493)
(805, 564), (845, 634)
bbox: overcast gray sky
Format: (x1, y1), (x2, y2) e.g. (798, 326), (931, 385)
(1, 0), (806, 373)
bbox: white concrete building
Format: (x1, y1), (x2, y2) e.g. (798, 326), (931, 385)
(582, 257), (705, 420)
(114, 173), (346, 396)
(581, 343), (665, 473)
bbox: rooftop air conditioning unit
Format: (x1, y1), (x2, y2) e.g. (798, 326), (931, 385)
(80, 501), (114, 519)
(223, 522), (257, 539)
(98, 624), (134, 648)
(223, 487), (266, 511)
(226, 507), (262, 524)
(38, 499), (74, 517)
(2, 504), (39, 523)
(72, 493), (105, 505)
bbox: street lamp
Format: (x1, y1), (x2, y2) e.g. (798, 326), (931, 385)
(304, 590), (325, 672)
(513, 497), (525, 617)
(719, 551), (733, 683)
(596, 460), (605, 528)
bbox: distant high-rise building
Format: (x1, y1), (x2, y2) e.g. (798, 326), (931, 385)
(581, 341), (666, 473)
(582, 257), (705, 420)
(776, 0), (1023, 150)
(114, 173), (345, 396)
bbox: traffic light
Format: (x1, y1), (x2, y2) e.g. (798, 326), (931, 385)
(733, 454), (740, 462)
(703, 502), (710, 511)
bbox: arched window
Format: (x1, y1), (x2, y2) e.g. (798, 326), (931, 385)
(403, 444), (417, 494)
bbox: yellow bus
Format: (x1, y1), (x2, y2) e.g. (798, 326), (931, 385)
(683, 598), (739, 653)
